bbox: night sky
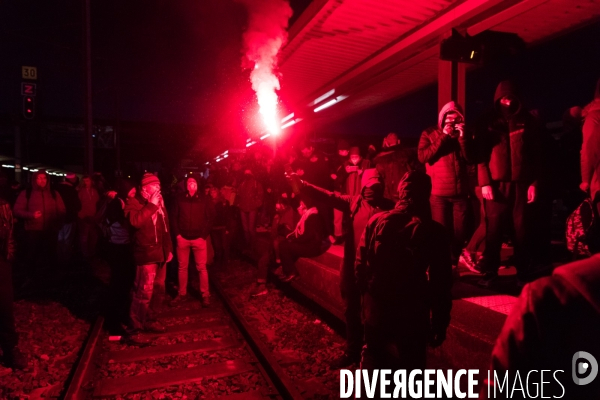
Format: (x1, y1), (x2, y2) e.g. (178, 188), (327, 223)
(0, 1), (598, 164)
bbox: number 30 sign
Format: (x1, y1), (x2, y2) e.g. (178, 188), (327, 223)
(22, 66), (37, 80)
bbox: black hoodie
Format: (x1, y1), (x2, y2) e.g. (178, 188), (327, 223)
(477, 80), (542, 187)
(354, 170), (452, 334)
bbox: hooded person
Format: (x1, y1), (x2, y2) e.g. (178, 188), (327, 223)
(123, 173), (173, 344)
(418, 101), (475, 266)
(14, 170), (66, 278)
(373, 132), (419, 202)
(344, 146), (371, 196)
(475, 80), (542, 287)
(354, 170), (452, 373)
(289, 168), (395, 368)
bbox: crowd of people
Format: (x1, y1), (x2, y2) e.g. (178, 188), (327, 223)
(0, 77), (598, 398)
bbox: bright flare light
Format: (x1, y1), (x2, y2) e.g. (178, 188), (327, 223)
(239, 0), (292, 136)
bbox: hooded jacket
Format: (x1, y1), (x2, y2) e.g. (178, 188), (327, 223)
(484, 254), (600, 399)
(477, 81), (542, 187)
(124, 192), (172, 265)
(14, 171), (66, 231)
(418, 101), (474, 197)
(580, 81), (600, 196)
(354, 171), (452, 334)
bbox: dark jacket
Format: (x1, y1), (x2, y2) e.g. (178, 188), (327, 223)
(373, 144), (417, 201)
(0, 199), (16, 261)
(355, 171), (452, 334)
(477, 81), (542, 187)
(581, 98), (600, 196)
(171, 191), (215, 240)
(237, 175), (264, 213)
(483, 254), (600, 399)
(300, 182), (394, 288)
(125, 193), (172, 265)
(55, 181), (81, 224)
(418, 101), (474, 197)
(14, 172), (66, 231)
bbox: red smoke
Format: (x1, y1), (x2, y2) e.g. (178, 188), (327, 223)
(237, 0), (292, 135)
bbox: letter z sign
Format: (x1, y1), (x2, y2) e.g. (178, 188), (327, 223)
(21, 83), (36, 96)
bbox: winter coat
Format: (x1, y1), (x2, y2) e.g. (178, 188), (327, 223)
(125, 193), (172, 265)
(477, 81), (542, 187)
(55, 181), (81, 223)
(171, 191), (215, 240)
(581, 99), (600, 197)
(483, 254), (600, 399)
(0, 199), (15, 261)
(373, 144), (417, 201)
(300, 182), (394, 290)
(78, 187), (100, 219)
(418, 101), (474, 197)
(236, 176), (264, 213)
(354, 171), (451, 334)
(14, 175), (66, 232)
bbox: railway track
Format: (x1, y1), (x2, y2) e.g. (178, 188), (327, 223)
(62, 279), (304, 399)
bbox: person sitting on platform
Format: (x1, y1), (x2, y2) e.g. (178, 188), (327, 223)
(290, 169), (395, 369)
(277, 195), (330, 282)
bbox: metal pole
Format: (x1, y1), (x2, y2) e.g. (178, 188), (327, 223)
(14, 124), (22, 183)
(83, 0), (93, 174)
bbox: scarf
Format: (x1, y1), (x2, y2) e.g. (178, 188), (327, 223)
(287, 207), (318, 239)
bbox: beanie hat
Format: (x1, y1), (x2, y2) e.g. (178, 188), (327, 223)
(361, 168), (382, 188)
(141, 172), (160, 187)
(349, 146), (360, 156)
(337, 139), (350, 151)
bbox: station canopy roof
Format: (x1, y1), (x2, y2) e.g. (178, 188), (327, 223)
(279, 0), (600, 124)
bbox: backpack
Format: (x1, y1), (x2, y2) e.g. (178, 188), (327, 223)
(566, 198), (598, 259)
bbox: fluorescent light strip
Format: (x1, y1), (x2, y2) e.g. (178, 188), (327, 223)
(260, 133), (271, 140)
(313, 96), (348, 113)
(281, 113), (294, 123)
(281, 120), (297, 129)
(246, 141), (256, 147)
(2, 164), (15, 168)
(310, 89), (335, 106)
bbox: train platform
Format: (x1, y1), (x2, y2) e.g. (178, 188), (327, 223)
(286, 243), (523, 372)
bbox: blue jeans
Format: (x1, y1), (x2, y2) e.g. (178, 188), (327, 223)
(430, 194), (469, 262)
(129, 262), (166, 332)
(176, 236), (208, 297)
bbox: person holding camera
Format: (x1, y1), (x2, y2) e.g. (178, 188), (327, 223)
(418, 101), (474, 268)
